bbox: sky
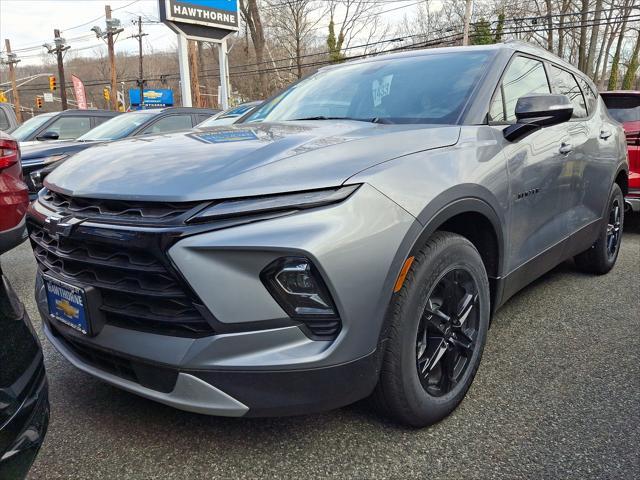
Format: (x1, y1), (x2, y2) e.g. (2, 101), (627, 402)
(0, 0), (425, 66)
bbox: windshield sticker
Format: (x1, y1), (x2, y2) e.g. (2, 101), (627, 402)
(372, 74), (393, 107)
(191, 129), (259, 144)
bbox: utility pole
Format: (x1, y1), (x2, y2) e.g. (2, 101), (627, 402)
(130, 17), (148, 109)
(103, 5), (123, 110)
(2, 39), (22, 122)
(46, 30), (70, 110)
(462, 0), (473, 46)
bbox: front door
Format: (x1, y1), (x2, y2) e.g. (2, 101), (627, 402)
(488, 55), (573, 273)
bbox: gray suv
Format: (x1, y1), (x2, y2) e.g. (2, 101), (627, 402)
(27, 42), (628, 427)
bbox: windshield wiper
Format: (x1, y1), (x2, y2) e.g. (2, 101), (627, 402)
(289, 116), (392, 124)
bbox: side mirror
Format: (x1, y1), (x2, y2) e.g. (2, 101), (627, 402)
(36, 131), (60, 141)
(504, 94), (573, 142)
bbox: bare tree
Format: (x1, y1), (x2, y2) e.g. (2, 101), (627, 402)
(608, 0), (633, 90)
(326, 0), (384, 61)
(267, 0), (322, 79)
(622, 28), (640, 90)
(239, 0), (267, 96)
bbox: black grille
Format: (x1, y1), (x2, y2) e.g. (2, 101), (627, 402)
(29, 221), (215, 338)
(39, 189), (205, 225)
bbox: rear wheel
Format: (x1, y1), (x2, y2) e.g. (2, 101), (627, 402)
(574, 184), (624, 274)
(372, 232), (490, 427)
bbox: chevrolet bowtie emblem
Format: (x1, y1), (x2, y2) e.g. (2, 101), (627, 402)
(43, 215), (83, 239)
(55, 299), (80, 319)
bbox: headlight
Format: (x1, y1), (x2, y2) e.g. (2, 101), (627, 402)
(187, 185), (360, 223)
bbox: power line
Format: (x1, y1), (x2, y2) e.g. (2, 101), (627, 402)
(15, 12), (639, 95)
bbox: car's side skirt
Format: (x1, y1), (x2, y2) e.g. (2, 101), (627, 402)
(494, 219), (602, 309)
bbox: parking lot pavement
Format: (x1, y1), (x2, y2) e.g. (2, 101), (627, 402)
(2, 216), (638, 480)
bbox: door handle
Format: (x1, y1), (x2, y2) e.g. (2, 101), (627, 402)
(600, 129), (612, 140)
(559, 142), (573, 155)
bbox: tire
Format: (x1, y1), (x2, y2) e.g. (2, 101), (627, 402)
(372, 231), (490, 428)
(574, 183), (624, 275)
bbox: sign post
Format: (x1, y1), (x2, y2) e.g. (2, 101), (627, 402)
(177, 34), (192, 107)
(159, 0), (238, 109)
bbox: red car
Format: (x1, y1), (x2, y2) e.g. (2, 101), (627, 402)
(0, 131), (29, 249)
(601, 91), (640, 213)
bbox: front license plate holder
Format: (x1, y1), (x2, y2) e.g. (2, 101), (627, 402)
(43, 274), (96, 335)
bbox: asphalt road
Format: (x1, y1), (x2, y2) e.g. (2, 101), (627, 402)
(2, 216), (639, 480)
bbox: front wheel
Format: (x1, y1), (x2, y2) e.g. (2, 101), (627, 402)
(574, 183), (624, 274)
(372, 232), (490, 427)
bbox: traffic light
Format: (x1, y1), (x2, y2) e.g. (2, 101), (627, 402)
(49, 75), (56, 91)
(0, 91), (7, 103)
(103, 87), (110, 102)
(36, 96), (43, 108)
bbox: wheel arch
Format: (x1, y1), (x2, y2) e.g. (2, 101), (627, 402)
(375, 186), (507, 350)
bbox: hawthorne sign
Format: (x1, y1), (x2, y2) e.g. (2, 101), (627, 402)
(160, 0), (239, 38)
(159, 0), (236, 109)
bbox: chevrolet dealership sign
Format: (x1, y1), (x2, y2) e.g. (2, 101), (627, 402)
(160, 0), (239, 36)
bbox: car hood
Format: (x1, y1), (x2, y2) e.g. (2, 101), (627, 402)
(20, 140), (100, 164)
(46, 121), (461, 202)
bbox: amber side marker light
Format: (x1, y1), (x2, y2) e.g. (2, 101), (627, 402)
(394, 256), (415, 293)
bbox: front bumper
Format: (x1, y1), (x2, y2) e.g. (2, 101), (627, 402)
(33, 184), (418, 416)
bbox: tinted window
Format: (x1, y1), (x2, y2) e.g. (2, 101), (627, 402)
(143, 115), (194, 134)
(548, 66), (587, 118)
(490, 56), (550, 123)
(246, 51), (494, 125)
(78, 112), (157, 141)
(601, 95), (640, 124)
(92, 116), (112, 127)
(0, 109), (9, 131)
(577, 78), (598, 115)
(47, 116), (92, 139)
(10, 113), (55, 141)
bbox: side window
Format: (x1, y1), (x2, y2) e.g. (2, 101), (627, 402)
(548, 65), (587, 118)
(142, 115), (193, 134)
(0, 109), (10, 131)
(46, 116), (92, 139)
(197, 113), (213, 124)
(490, 56), (550, 123)
(577, 77), (598, 115)
(93, 116), (111, 128)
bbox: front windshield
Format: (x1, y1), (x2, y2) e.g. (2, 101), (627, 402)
(245, 51), (493, 125)
(11, 114), (54, 141)
(78, 112), (157, 141)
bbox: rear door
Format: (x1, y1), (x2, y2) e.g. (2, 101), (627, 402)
(489, 55), (573, 272)
(545, 65), (594, 232)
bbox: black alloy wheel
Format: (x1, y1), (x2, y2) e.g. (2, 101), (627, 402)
(416, 269), (479, 397)
(606, 198), (622, 259)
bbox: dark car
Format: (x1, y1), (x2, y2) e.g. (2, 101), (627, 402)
(196, 101), (262, 127)
(28, 42), (626, 427)
(11, 109), (118, 144)
(0, 132), (49, 479)
(601, 91), (640, 213)
(22, 107), (219, 197)
(0, 104), (19, 133)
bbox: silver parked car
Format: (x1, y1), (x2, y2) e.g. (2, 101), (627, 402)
(27, 42), (628, 427)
